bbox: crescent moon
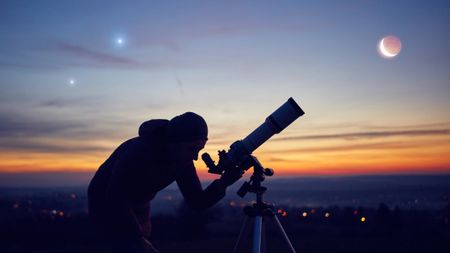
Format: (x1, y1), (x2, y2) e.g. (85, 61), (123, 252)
(379, 38), (396, 58)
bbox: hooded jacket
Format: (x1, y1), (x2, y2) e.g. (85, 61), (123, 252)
(87, 119), (226, 240)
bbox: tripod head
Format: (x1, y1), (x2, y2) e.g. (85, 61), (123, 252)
(236, 155), (273, 199)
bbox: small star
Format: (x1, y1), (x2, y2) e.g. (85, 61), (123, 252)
(68, 79), (76, 87)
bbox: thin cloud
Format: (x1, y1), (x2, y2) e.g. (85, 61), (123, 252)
(267, 140), (449, 154)
(0, 42), (145, 70)
(55, 42), (141, 67)
(36, 95), (104, 110)
(0, 111), (121, 153)
(0, 61), (65, 70)
(173, 70), (184, 95)
(0, 138), (110, 154)
(135, 18), (320, 52)
(273, 129), (450, 142)
(38, 96), (101, 108)
(0, 110), (138, 142)
(0, 106), (155, 154)
(0, 112), (88, 138)
(362, 122), (450, 131)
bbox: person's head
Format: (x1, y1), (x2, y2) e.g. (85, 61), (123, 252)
(166, 112), (208, 162)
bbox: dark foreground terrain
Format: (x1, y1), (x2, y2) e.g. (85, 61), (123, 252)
(1, 175), (449, 253)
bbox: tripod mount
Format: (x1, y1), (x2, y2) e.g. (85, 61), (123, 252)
(233, 156), (296, 253)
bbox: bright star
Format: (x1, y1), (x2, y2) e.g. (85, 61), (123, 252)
(115, 36), (126, 47)
(68, 79), (76, 88)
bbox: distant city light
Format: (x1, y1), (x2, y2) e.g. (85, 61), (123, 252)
(302, 212), (308, 217)
(361, 216), (366, 222)
(58, 211), (65, 217)
(70, 193), (77, 199)
(353, 210), (359, 215)
(324, 212), (331, 218)
(282, 211), (288, 217)
(229, 201), (236, 207)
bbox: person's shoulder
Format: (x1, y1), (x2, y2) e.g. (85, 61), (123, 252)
(138, 119), (169, 140)
(113, 137), (148, 158)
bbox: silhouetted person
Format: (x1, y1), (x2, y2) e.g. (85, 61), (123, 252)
(87, 112), (242, 253)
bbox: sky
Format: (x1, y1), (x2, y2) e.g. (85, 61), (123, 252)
(1, 0), (449, 185)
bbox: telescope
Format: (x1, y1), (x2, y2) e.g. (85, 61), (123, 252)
(202, 97), (304, 176)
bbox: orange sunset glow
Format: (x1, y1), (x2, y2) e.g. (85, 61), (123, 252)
(2, 120), (449, 179)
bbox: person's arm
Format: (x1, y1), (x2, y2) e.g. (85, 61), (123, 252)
(176, 162), (242, 211)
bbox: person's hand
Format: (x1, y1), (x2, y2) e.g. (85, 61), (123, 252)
(139, 237), (159, 253)
(219, 168), (243, 188)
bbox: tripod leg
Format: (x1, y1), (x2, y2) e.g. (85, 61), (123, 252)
(261, 217), (266, 253)
(253, 215), (263, 253)
(270, 215), (297, 253)
(233, 216), (252, 253)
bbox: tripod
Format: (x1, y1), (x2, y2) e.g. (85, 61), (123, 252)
(232, 156), (296, 253)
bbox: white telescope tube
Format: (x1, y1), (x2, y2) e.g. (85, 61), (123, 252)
(241, 97), (304, 153)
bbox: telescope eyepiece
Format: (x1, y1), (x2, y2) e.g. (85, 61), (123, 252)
(202, 153), (222, 174)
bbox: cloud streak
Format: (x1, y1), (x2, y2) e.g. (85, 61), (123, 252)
(0, 111), (88, 138)
(0, 41), (149, 70)
(273, 129), (450, 142)
(268, 141), (433, 154)
(0, 138), (110, 154)
(0, 111), (111, 153)
(54, 42), (142, 67)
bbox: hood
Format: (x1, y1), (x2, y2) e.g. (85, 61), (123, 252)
(138, 119), (169, 142)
